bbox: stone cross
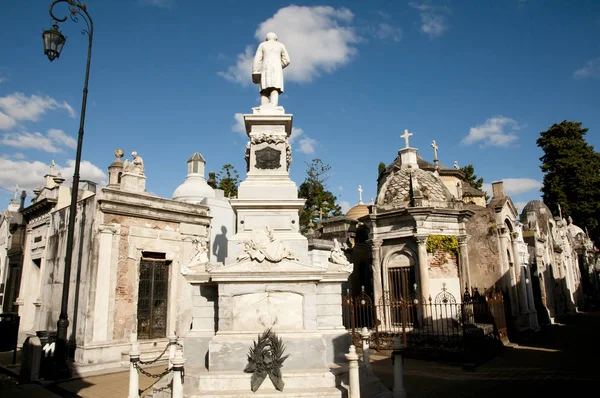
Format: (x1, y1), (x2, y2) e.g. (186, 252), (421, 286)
(401, 129), (413, 149)
(13, 184), (18, 200)
(358, 185), (363, 204)
(558, 203), (562, 220)
(49, 160), (55, 175)
(431, 140), (439, 163)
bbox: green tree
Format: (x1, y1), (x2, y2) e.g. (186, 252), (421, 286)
(537, 121), (600, 241)
(298, 159), (342, 233)
(376, 161), (386, 195)
(217, 164), (240, 198)
(460, 164), (490, 202)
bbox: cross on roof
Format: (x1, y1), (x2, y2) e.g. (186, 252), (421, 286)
(431, 140), (439, 163)
(401, 129), (413, 149)
(13, 184), (18, 200)
(358, 185), (363, 204)
(49, 160), (55, 175)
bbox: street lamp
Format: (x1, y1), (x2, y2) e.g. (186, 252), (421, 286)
(42, 0), (93, 379)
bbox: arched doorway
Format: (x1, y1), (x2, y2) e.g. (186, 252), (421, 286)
(384, 251), (417, 326)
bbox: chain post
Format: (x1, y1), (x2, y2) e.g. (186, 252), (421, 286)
(128, 338), (141, 398)
(171, 349), (185, 398)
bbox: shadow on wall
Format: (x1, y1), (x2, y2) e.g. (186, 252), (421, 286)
(213, 226), (228, 263)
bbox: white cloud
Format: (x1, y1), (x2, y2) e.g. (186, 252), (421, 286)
(513, 201), (528, 213)
(13, 153), (25, 159)
(1, 129), (77, 153)
(339, 200), (351, 213)
(232, 113), (245, 135)
(574, 57), (600, 79)
(289, 127), (303, 144)
(47, 129), (76, 149)
(0, 158), (106, 195)
(297, 137), (317, 154)
(219, 5), (359, 86)
(338, 185), (343, 192)
(0, 92), (75, 131)
(138, 0), (174, 8)
(482, 178), (542, 197)
(372, 23), (403, 42)
(462, 116), (521, 147)
(409, 2), (451, 38)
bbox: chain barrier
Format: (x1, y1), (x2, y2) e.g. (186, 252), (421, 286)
(138, 340), (180, 365)
(133, 361), (172, 379)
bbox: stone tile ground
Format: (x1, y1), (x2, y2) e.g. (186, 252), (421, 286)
(1, 311), (598, 397)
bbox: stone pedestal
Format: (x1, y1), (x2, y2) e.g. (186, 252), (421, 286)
(120, 172), (146, 193)
(194, 108), (351, 397)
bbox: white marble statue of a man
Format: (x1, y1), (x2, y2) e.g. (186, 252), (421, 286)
(252, 32), (290, 108)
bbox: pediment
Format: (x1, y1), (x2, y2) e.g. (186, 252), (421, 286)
(209, 259), (326, 282)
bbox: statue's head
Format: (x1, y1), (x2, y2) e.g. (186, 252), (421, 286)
(131, 151), (137, 157)
(265, 32), (277, 41)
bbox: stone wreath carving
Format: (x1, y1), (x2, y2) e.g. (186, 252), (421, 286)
(285, 142), (292, 171)
(251, 134), (286, 145)
(330, 238), (353, 273)
(244, 328), (289, 392)
(237, 227), (298, 263)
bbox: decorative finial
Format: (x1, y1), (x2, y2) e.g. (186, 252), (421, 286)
(431, 140), (439, 164)
(401, 129), (413, 149)
(53, 173), (65, 186)
(358, 185), (363, 204)
(453, 160), (459, 169)
(49, 160), (55, 175)
(114, 148), (124, 161)
(13, 184), (18, 200)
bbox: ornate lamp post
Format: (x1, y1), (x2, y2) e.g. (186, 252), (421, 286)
(42, 0), (93, 379)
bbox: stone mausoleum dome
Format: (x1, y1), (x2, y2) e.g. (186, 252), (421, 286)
(172, 152), (215, 203)
(346, 203), (369, 220)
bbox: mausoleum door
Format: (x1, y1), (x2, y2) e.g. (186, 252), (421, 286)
(137, 257), (170, 340)
(388, 266), (415, 303)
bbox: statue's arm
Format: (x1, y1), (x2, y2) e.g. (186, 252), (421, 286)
(280, 45), (290, 69)
(252, 43), (263, 73)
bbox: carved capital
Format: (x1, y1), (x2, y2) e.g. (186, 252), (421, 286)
(99, 223), (119, 234)
(371, 238), (383, 248)
(457, 235), (470, 245)
(414, 235), (429, 245)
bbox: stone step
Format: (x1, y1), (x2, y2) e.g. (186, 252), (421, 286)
(187, 368), (337, 392)
(186, 387), (345, 398)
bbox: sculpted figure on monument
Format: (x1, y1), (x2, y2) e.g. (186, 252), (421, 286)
(237, 227), (298, 263)
(330, 238), (353, 272)
(123, 151), (145, 175)
(252, 32), (290, 109)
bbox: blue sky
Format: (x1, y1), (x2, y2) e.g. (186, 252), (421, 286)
(1, 0), (599, 214)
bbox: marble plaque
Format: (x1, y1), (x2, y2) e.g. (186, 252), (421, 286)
(232, 292), (303, 330)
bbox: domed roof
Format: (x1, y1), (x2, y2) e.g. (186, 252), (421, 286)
(347, 203), (369, 219)
(172, 152), (215, 203)
(521, 200), (552, 217)
(377, 167), (454, 208)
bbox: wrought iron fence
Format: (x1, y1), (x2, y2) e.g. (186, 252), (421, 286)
(343, 285), (507, 351)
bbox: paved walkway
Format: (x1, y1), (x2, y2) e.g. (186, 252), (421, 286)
(371, 310), (600, 397)
(1, 311), (598, 397)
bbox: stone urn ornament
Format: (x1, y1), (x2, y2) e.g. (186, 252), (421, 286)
(244, 328), (289, 392)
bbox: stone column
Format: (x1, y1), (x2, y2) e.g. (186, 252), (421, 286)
(497, 227), (511, 292)
(128, 337), (141, 398)
(171, 349), (185, 398)
(392, 336), (407, 398)
(415, 235), (430, 302)
(512, 239), (528, 316)
(360, 327), (371, 371)
(457, 235), (471, 292)
(524, 265), (539, 329)
(92, 224), (119, 343)
(345, 345), (360, 398)
(371, 239), (384, 305)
